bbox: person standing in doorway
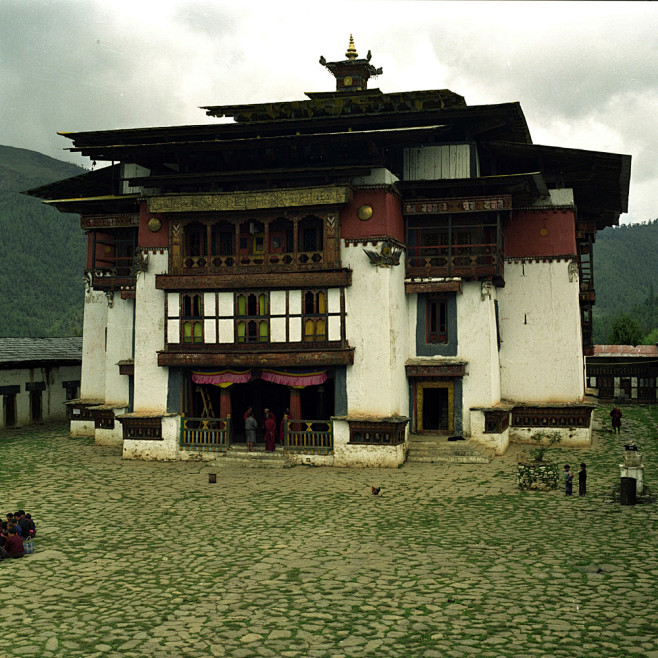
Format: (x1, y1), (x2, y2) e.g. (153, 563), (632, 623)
(610, 406), (622, 434)
(245, 410), (257, 452)
(264, 408), (277, 452)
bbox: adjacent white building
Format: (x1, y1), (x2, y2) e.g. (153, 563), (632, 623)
(0, 338), (81, 429)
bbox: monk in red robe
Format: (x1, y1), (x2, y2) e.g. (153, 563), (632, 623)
(264, 409), (277, 452)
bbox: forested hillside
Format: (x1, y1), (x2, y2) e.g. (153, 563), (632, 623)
(593, 220), (658, 344)
(0, 145), (86, 337)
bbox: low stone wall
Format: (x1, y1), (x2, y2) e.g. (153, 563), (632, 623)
(517, 461), (560, 490)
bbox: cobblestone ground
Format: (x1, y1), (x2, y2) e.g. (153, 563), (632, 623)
(2, 404), (658, 657)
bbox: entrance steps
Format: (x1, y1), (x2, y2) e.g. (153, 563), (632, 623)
(213, 444), (292, 468)
(406, 434), (494, 464)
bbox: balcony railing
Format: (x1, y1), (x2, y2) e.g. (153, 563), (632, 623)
(406, 243), (503, 280)
(179, 249), (325, 273)
(283, 418), (333, 455)
(180, 416), (231, 452)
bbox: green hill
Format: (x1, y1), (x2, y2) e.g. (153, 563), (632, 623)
(593, 220), (658, 343)
(0, 145), (86, 337)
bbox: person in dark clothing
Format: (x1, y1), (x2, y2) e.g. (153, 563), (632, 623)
(245, 410), (257, 452)
(610, 407), (622, 434)
(4, 527), (24, 558)
(579, 463), (587, 496)
(17, 513), (32, 539)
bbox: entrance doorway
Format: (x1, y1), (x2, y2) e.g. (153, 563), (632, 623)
(183, 372), (335, 443)
(231, 379), (290, 442)
(415, 381), (454, 433)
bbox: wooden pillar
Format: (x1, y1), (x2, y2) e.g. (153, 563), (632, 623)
(289, 387), (302, 420)
(263, 218), (270, 261)
(220, 387), (232, 418)
(292, 217), (299, 263)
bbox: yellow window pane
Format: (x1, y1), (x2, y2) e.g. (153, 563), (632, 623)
(183, 321), (192, 343)
(304, 319), (314, 341)
(237, 295), (246, 315)
(316, 318), (326, 340)
(193, 322), (203, 343)
(258, 294), (267, 315)
(259, 321), (268, 342)
(237, 321), (246, 342)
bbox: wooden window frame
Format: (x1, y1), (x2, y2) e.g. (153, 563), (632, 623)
(181, 293), (204, 344)
(235, 291), (270, 344)
(426, 295), (448, 344)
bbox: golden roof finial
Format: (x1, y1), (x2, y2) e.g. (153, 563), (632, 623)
(345, 34), (358, 60)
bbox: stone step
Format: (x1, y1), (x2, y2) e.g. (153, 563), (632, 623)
(212, 445), (292, 468)
(406, 435), (494, 464)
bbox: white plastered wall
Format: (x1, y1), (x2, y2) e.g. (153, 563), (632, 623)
(81, 289), (108, 402)
(405, 282), (501, 438)
(132, 252), (170, 413)
(104, 296), (133, 406)
(458, 282), (501, 435)
(498, 260), (584, 401)
(341, 242), (409, 419)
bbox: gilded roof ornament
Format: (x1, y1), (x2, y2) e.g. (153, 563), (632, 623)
(346, 34), (358, 60)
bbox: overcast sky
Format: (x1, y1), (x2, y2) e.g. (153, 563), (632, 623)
(2, 0), (656, 224)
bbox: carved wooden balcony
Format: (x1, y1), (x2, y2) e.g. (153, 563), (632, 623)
(406, 242), (504, 281)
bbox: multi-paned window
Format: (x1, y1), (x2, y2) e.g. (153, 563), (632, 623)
(182, 293), (203, 343)
(303, 290), (327, 342)
(236, 292), (269, 343)
(167, 289), (342, 346)
(426, 296), (448, 343)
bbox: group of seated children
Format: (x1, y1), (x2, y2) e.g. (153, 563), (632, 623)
(0, 510), (36, 559)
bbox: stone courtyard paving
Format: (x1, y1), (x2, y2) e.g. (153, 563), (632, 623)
(2, 404), (658, 658)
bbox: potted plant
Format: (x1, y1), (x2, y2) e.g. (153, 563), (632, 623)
(517, 431), (562, 490)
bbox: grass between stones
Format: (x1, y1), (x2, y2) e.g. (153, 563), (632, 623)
(1, 409), (658, 656)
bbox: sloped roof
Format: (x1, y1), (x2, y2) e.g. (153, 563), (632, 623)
(0, 337), (83, 368)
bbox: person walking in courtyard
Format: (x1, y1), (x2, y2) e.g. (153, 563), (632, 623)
(245, 410), (257, 452)
(610, 406), (622, 434)
(579, 463), (587, 496)
(564, 464), (573, 496)
(264, 408), (277, 452)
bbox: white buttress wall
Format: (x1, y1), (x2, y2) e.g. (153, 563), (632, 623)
(104, 297), (133, 406)
(498, 260), (584, 401)
(133, 252), (170, 413)
(81, 289), (108, 401)
(342, 242), (409, 418)
(458, 282), (501, 435)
